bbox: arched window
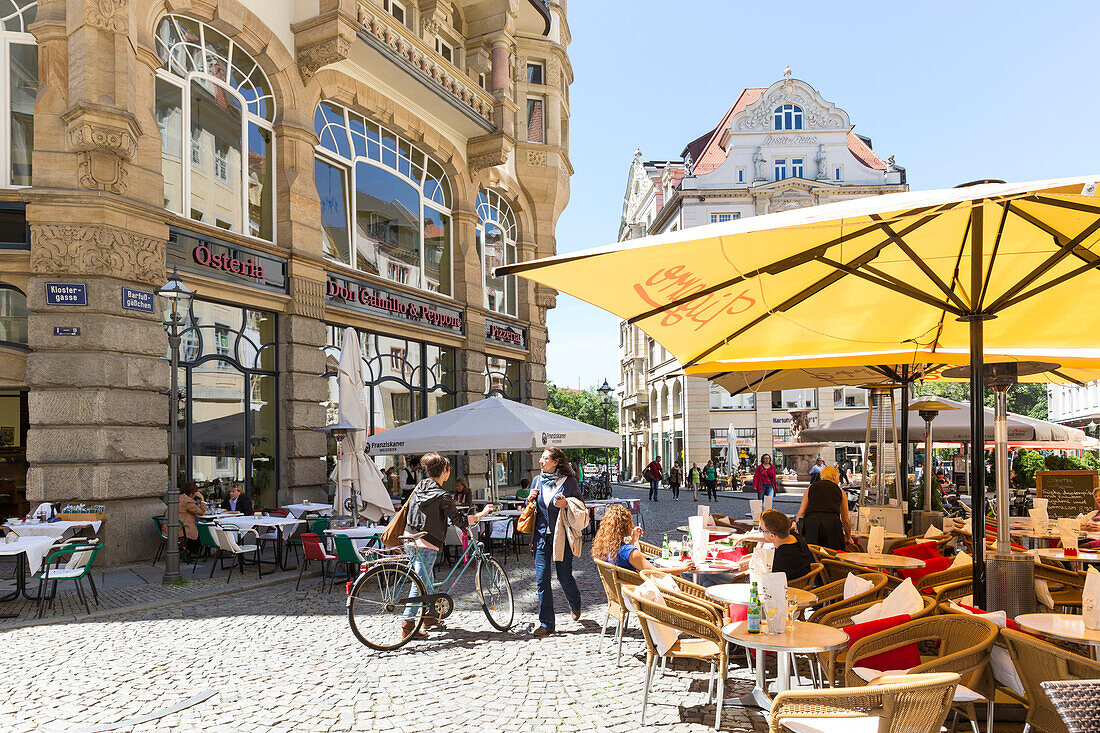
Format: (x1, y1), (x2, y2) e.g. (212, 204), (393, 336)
(0, 1), (36, 187)
(314, 101), (452, 295)
(773, 104), (803, 131)
(154, 15), (275, 240)
(476, 189), (518, 316)
(672, 380), (682, 414)
(0, 283), (27, 345)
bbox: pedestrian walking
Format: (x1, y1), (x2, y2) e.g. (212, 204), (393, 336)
(526, 446), (586, 636)
(643, 455), (663, 501)
(753, 454), (778, 499)
(688, 462), (702, 501)
(839, 460), (851, 486)
(703, 460), (718, 501)
(808, 457), (825, 483)
(669, 462), (682, 500)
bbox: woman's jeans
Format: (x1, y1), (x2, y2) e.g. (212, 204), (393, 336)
(534, 532), (580, 630)
(403, 544), (437, 618)
(760, 485), (776, 498)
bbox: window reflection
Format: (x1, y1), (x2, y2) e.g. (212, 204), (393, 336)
(9, 42), (35, 186)
(0, 285), (27, 344)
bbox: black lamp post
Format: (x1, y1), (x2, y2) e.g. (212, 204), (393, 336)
(598, 378), (613, 480)
(157, 267), (194, 585)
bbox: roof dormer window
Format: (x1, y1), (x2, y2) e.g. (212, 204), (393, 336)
(773, 104), (803, 131)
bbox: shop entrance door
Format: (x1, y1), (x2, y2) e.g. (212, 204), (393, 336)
(0, 391), (28, 518)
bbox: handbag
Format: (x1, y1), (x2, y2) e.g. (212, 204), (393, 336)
(381, 497), (411, 548)
(517, 501), (536, 534)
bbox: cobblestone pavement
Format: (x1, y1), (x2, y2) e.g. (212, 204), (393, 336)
(1, 486), (803, 733)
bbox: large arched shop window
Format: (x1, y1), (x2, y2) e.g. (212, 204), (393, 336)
(0, 1), (36, 187)
(476, 189), (518, 316)
(0, 283), (27, 345)
(154, 15), (275, 240)
(314, 101), (453, 296)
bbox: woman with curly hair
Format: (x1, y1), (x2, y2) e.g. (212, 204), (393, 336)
(591, 505), (694, 574)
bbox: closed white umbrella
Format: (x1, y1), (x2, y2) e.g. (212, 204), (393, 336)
(336, 327), (392, 522)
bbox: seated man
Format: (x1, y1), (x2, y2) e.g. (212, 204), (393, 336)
(761, 509), (813, 582)
(221, 483), (253, 515)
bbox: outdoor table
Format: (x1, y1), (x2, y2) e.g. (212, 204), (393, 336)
(217, 516), (303, 570)
(283, 502), (333, 518)
(1030, 547), (1100, 565)
(3, 520), (101, 538)
(0, 535), (58, 602)
(497, 498), (526, 507)
(836, 551), (925, 571)
(705, 583), (817, 610)
(325, 526), (384, 552)
(722, 619), (848, 709)
(652, 556), (746, 584)
(1015, 613), (1100, 660)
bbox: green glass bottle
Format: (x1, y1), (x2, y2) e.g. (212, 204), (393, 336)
(747, 582), (762, 634)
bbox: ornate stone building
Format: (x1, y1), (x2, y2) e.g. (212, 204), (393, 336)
(617, 72), (906, 480)
(0, 0), (571, 562)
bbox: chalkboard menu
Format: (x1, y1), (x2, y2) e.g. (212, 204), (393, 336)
(1037, 471), (1099, 518)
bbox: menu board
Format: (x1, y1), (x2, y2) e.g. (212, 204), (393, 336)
(1037, 471), (1099, 518)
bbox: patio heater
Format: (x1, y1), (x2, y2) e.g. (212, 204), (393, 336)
(860, 384), (903, 512)
(942, 361), (1057, 616)
(908, 397), (959, 535)
(317, 422), (356, 525)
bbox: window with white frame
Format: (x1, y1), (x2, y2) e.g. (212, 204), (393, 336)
(155, 16), (275, 240)
(477, 72), (487, 90)
(526, 97), (545, 143)
(791, 158), (804, 178)
(477, 189), (518, 316)
(313, 100), (453, 296)
(773, 104), (803, 130)
(737, 168), (745, 184)
(383, 0), (406, 25)
(774, 158), (786, 181)
(0, 1), (36, 188)
(710, 212), (739, 224)
(435, 37), (453, 64)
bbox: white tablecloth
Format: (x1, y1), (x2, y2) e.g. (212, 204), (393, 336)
(283, 503), (334, 518)
(4, 520), (101, 538)
(0, 536), (60, 573)
(325, 526), (384, 551)
(216, 516), (302, 538)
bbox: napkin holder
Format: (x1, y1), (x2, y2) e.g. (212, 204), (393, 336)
(867, 525), (886, 557)
(760, 571), (788, 634)
(1084, 568), (1100, 630)
(689, 515), (707, 564)
(749, 499), (763, 525)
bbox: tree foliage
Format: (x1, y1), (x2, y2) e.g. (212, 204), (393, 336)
(915, 380), (1049, 420)
(546, 382), (619, 467)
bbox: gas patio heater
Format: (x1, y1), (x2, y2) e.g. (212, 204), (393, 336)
(908, 396), (959, 535)
(941, 361), (1058, 616)
(860, 384), (903, 519)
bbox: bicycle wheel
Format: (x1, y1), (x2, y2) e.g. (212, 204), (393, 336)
(347, 563), (426, 651)
(476, 557), (514, 631)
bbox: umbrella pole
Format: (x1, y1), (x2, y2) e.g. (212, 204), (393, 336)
(967, 328), (988, 607)
(899, 369), (910, 513)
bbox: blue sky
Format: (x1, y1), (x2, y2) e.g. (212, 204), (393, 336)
(545, 0), (1100, 390)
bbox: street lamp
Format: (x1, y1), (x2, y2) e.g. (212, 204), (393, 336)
(157, 267), (194, 585)
(598, 378), (613, 481)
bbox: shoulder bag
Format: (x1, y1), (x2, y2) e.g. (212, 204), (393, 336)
(381, 497), (411, 548)
(517, 501), (536, 534)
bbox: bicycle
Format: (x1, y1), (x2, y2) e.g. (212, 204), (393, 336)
(346, 526), (514, 651)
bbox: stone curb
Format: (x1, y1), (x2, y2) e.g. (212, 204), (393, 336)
(1, 568), (326, 632)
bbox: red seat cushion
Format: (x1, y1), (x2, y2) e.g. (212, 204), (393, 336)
(728, 603), (748, 622)
(716, 548), (744, 562)
(893, 541), (941, 561)
(844, 614), (921, 671)
(898, 554), (953, 582)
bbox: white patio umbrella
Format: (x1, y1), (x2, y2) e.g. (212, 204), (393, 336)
(335, 327), (392, 522)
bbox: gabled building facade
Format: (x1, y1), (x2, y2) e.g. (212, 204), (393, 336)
(618, 72), (907, 480)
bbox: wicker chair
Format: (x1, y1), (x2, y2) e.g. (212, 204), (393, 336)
(637, 540), (661, 557)
(1041, 679), (1100, 733)
(622, 585), (728, 730)
(808, 543), (838, 561)
(1034, 563), (1086, 611)
(806, 572), (890, 624)
(843, 614), (998, 733)
(814, 594), (938, 688)
(769, 672), (960, 733)
(887, 534), (955, 555)
(914, 563), (972, 594)
(821, 556), (900, 588)
(931, 579), (975, 609)
(640, 569), (727, 624)
(593, 558), (642, 666)
(1002, 627), (1100, 733)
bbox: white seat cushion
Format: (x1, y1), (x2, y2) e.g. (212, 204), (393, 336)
(781, 716), (881, 733)
(852, 666), (912, 681)
(235, 544), (258, 554)
(843, 572), (874, 600)
(42, 567), (84, 579)
(953, 684), (985, 703)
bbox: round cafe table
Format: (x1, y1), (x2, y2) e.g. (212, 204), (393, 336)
(722, 620), (848, 709)
(836, 551), (925, 571)
(1014, 613), (1100, 660)
(677, 525), (741, 535)
(705, 583), (817, 610)
(1030, 547), (1100, 565)
(651, 556), (746, 584)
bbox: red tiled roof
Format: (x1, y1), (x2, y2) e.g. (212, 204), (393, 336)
(687, 88), (766, 175)
(847, 131), (886, 170)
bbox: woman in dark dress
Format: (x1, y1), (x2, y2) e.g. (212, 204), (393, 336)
(794, 465), (850, 551)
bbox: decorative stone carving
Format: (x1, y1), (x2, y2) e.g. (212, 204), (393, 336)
(470, 151), (507, 173)
(815, 144), (828, 181)
(83, 0), (129, 34)
(546, 57), (561, 87)
(31, 224), (164, 287)
(421, 17), (443, 36)
(526, 150), (547, 167)
(512, 55), (527, 82)
(67, 121), (137, 160)
(734, 78), (849, 132)
(76, 152), (127, 194)
(297, 37), (350, 81)
(529, 338), (546, 364)
(64, 111), (140, 194)
(288, 277), (326, 319)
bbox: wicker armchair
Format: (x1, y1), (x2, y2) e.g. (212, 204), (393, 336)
(1001, 627), (1100, 733)
(806, 572), (890, 624)
(640, 569), (727, 624)
(622, 584), (728, 730)
(808, 543), (838, 561)
(931, 579), (974, 610)
(887, 534), (955, 555)
(843, 614), (998, 733)
(637, 540), (661, 557)
(593, 558), (642, 665)
(821, 556), (900, 588)
(769, 672), (960, 733)
(814, 595), (937, 688)
(789, 562), (824, 590)
(914, 563), (972, 594)
(1034, 563), (1086, 611)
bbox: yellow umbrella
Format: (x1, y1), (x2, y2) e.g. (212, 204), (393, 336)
(500, 175), (1100, 606)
